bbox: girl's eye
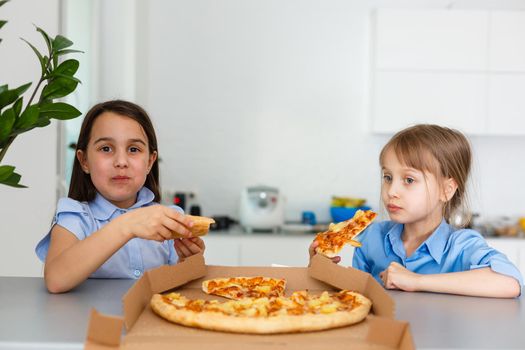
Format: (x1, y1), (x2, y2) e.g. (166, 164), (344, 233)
(382, 174), (392, 183)
(101, 146), (111, 152)
(405, 177), (415, 184)
(129, 147), (140, 153)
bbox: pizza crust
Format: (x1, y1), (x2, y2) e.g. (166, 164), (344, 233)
(150, 292), (371, 334)
(171, 215), (215, 238)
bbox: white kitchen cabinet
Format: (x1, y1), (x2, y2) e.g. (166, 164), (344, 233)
(487, 75), (525, 135)
(205, 234), (523, 277)
(204, 233), (354, 267)
(486, 238), (522, 275)
(372, 9), (525, 135)
(489, 12), (525, 72)
(374, 10), (488, 71)
(203, 235), (241, 266)
(372, 71), (486, 134)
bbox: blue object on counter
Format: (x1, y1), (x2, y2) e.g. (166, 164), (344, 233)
(301, 211), (317, 225)
(330, 206), (371, 223)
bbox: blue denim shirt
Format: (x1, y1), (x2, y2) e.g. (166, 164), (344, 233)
(353, 219), (524, 288)
(35, 187), (182, 279)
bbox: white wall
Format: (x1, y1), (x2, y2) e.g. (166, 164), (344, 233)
(125, 0), (525, 223)
(3, 0), (525, 276)
(0, 0), (60, 276)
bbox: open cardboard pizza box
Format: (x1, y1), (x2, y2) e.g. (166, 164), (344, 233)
(85, 254), (414, 350)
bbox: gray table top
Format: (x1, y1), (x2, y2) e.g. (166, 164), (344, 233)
(0, 277), (523, 349)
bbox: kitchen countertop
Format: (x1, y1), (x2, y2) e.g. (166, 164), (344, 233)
(0, 276), (523, 349)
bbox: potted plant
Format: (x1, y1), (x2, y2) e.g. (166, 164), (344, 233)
(0, 0), (82, 188)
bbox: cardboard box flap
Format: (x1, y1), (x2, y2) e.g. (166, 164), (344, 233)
(122, 254), (206, 330)
(146, 253), (206, 294)
(84, 308), (123, 350)
(308, 254), (395, 318)
(366, 315), (415, 350)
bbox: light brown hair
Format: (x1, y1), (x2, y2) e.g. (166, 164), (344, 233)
(379, 124), (472, 226)
(68, 100), (161, 203)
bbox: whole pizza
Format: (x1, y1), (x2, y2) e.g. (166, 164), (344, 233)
(150, 276), (372, 334)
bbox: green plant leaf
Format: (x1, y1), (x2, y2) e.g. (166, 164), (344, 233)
(21, 38), (45, 74)
(51, 73), (81, 83)
(0, 20), (7, 30)
(0, 1), (9, 8)
(13, 97), (22, 117)
(56, 49), (84, 56)
(14, 82), (31, 96)
(39, 102), (81, 120)
(36, 26), (52, 55)
(0, 108), (15, 142)
(52, 35), (73, 52)
(41, 78), (78, 100)
(34, 116), (50, 128)
(0, 165), (15, 181)
(51, 59), (79, 77)
(14, 104), (39, 130)
(0, 84), (7, 94)
(0, 171), (26, 188)
(0, 82), (30, 111)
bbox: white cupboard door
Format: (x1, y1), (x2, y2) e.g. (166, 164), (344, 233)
(203, 236), (240, 266)
(372, 71), (486, 133)
(489, 12), (525, 72)
(374, 9), (488, 71)
(486, 239), (520, 272)
(487, 75), (525, 135)
(239, 237), (312, 267)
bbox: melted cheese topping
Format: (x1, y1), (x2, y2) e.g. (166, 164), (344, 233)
(315, 210), (377, 253)
(162, 290), (360, 317)
(204, 277), (286, 299)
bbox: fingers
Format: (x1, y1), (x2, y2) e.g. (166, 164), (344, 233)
(165, 207), (194, 229)
(308, 241), (318, 258)
(331, 256), (341, 264)
(161, 215), (192, 238)
(190, 237), (205, 250)
(174, 237), (204, 259)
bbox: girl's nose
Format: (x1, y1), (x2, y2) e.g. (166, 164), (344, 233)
(114, 151), (129, 168)
(387, 182), (400, 198)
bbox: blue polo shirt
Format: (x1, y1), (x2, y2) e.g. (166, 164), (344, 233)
(35, 187), (182, 279)
(353, 220), (524, 288)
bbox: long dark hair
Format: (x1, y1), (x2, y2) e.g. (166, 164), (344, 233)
(68, 100), (161, 203)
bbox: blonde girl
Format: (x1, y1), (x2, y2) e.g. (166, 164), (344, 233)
(310, 124), (522, 298)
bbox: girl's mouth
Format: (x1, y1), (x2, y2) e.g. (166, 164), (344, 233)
(112, 176), (130, 181)
(387, 204), (401, 212)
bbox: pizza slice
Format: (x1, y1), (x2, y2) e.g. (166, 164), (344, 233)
(314, 209), (377, 257)
(171, 215), (215, 238)
(202, 276), (286, 300)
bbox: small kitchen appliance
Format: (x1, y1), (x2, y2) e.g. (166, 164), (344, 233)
(239, 185), (285, 232)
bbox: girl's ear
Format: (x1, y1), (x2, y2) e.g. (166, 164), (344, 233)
(441, 177), (458, 202)
(148, 151), (158, 173)
(76, 150), (90, 174)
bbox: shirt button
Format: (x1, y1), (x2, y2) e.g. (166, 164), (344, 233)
(133, 269), (142, 277)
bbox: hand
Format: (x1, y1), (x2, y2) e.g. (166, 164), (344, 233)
(115, 205), (193, 242)
(379, 262), (421, 291)
(308, 241), (341, 264)
(174, 237), (205, 262)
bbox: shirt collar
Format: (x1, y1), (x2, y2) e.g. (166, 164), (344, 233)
(423, 219), (452, 264)
(384, 219), (451, 263)
(90, 187), (156, 220)
(384, 223), (405, 259)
